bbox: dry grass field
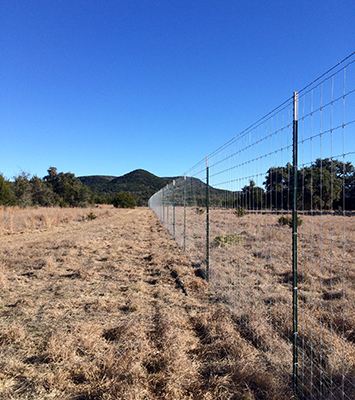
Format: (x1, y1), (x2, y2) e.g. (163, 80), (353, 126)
(170, 207), (355, 399)
(0, 206), (291, 400)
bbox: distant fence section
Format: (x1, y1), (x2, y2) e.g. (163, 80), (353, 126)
(148, 53), (355, 399)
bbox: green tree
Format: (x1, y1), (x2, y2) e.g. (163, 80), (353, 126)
(333, 160), (355, 210)
(301, 159), (342, 210)
(0, 174), (15, 205)
(112, 192), (136, 209)
(264, 158), (347, 211)
(74, 185), (93, 207)
(13, 172), (32, 207)
(43, 167), (93, 207)
(30, 176), (59, 206)
(238, 180), (265, 209)
(264, 164), (292, 210)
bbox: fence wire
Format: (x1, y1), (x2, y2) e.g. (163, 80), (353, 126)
(148, 53), (355, 399)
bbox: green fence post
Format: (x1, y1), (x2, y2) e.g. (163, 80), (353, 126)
(183, 173), (186, 252)
(162, 187), (165, 225)
(292, 91), (299, 395)
(173, 180), (176, 239)
(166, 186), (169, 229)
(206, 156), (210, 282)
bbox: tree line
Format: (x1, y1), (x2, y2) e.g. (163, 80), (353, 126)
(237, 158), (355, 211)
(198, 158), (354, 211)
(0, 167), (136, 208)
(2, 158), (353, 211)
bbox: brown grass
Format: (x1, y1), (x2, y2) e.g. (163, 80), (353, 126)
(0, 206), (291, 399)
(171, 206), (355, 399)
(0, 206), (114, 235)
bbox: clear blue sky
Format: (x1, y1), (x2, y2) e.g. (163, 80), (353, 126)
(1, 0), (354, 179)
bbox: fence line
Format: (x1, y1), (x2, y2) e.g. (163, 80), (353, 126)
(148, 53), (355, 399)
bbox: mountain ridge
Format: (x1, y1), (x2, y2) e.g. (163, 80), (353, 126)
(78, 169), (177, 206)
(78, 169), (235, 207)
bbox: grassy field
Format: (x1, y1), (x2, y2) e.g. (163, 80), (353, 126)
(0, 206), (291, 400)
(170, 206), (355, 399)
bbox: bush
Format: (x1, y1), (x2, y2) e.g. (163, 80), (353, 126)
(211, 233), (241, 248)
(43, 167), (93, 207)
(94, 195), (112, 205)
(278, 215), (303, 228)
(112, 192), (136, 209)
(87, 212), (97, 220)
(59, 199), (68, 208)
(0, 174), (15, 206)
(234, 206), (246, 217)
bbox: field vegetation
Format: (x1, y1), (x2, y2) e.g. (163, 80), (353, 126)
(0, 206), (291, 399)
(171, 206), (355, 399)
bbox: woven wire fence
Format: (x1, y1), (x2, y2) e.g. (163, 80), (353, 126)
(148, 53), (355, 399)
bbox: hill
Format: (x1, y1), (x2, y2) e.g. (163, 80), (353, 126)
(79, 169), (238, 207)
(78, 169), (174, 206)
(79, 175), (117, 184)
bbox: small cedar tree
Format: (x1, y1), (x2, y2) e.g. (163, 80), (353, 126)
(112, 192), (136, 209)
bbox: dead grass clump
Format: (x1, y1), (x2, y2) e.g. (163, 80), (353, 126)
(190, 309), (291, 399)
(0, 262), (8, 291)
(0, 325), (25, 346)
(46, 330), (78, 364)
(43, 319), (151, 398)
(297, 336), (355, 399)
(102, 325), (125, 342)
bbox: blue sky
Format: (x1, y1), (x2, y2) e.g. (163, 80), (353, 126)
(1, 0), (354, 180)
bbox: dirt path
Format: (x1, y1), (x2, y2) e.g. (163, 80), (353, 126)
(0, 207), (289, 399)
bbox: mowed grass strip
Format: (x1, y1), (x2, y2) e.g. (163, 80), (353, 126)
(0, 206), (291, 399)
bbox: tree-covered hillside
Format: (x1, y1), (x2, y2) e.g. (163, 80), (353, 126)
(0, 168), (176, 208)
(78, 169), (174, 206)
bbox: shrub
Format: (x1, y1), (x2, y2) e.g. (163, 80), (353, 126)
(234, 206), (246, 217)
(295, 216), (303, 227)
(0, 175), (15, 206)
(87, 212), (97, 220)
(278, 216), (290, 226)
(43, 167), (93, 207)
(112, 192), (136, 209)
(59, 199), (68, 208)
(211, 233), (241, 247)
(13, 172), (32, 207)
(278, 215), (302, 227)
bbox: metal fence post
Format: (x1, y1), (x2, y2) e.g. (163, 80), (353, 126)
(166, 186), (169, 229)
(183, 173), (186, 252)
(162, 187), (165, 225)
(206, 156), (210, 282)
(292, 91), (299, 395)
(173, 180), (176, 239)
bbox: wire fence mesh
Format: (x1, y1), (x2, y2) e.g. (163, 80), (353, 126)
(148, 53), (355, 399)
